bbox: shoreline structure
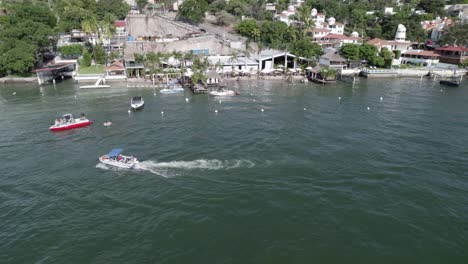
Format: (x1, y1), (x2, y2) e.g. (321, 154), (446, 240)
(2, 68), (464, 84)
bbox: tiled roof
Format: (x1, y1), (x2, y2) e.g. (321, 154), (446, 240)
(436, 46), (468, 52)
(404, 50), (440, 57)
(114, 20), (126, 27)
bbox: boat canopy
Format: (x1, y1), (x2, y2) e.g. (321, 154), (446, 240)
(108, 148), (123, 157)
(132, 96), (142, 101)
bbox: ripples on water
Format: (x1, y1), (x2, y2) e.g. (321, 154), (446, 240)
(0, 79), (467, 263)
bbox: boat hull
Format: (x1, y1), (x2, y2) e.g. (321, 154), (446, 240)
(160, 88), (184, 94)
(49, 120), (92, 131)
(209, 90), (239, 96)
(79, 85), (110, 89)
(440, 80), (460, 87)
(131, 103), (144, 110)
(99, 155), (138, 169)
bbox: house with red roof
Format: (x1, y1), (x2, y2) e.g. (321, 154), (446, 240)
(315, 33), (362, 48)
(435, 46), (468, 64)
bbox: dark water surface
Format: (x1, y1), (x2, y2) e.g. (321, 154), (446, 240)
(1, 78), (467, 263)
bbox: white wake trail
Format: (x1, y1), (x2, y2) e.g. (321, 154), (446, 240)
(135, 159), (255, 177)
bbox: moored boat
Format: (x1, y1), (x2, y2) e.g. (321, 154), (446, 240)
(131, 96), (144, 110)
(99, 148), (139, 169)
(49, 113), (92, 131)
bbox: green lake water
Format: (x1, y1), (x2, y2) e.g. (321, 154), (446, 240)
(0, 78), (467, 263)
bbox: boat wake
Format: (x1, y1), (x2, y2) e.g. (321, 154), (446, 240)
(135, 159), (255, 177)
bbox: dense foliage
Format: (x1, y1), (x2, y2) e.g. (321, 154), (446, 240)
(58, 44), (82, 57)
(340, 43), (394, 68)
(177, 0), (209, 24)
(0, 3), (56, 76)
(439, 24), (468, 47)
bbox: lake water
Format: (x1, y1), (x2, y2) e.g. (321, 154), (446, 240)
(1, 78), (467, 263)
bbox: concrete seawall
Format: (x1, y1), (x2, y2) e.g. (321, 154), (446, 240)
(0, 77), (37, 83)
(360, 69), (466, 78)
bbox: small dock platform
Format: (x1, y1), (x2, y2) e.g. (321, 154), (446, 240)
(190, 84), (208, 94)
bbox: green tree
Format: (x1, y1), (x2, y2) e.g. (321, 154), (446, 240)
(96, 0), (130, 20)
(58, 44), (83, 57)
(340, 43), (361, 60)
(235, 19), (260, 39)
(417, 0), (445, 16)
(0, 3), (56, 75)
(439, 24), (468, 47)
(290, 38), (322, 59)
(379, 47), (393, 68)
(177, 0), (208, 24)
(136, 0), (148, 9)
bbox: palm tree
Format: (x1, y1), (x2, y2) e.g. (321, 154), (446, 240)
(296, 5), (315, 37)
(81, 14), (99, 64)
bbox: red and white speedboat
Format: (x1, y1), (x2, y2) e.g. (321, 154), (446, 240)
(49, 113), (92, 132)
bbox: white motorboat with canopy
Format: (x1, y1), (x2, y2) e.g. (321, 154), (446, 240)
(131, 96), (144, 110)
(99, 148), (139, 169)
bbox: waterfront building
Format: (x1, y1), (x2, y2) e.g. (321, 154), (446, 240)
(400, 50), (440, 66)
(435, 46), (468, 64)
(207, 56), (259, 73)
(319, 52), (348, 70)
(106, 61), (127, 77)
(253, 50), (307, 71)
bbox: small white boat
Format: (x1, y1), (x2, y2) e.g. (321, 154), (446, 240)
(209, 89), (239, 96)
(160, 85), (184, 94)
(99, 148), (139, 169)
(131, 96), (144, 110)
(80, 78), (110, 89)
(103, 121), (112, 127)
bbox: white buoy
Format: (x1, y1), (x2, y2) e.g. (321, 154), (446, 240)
(261, 108), (264, 112)
(74, 95), (77, 99)
(253, 99), (256, 102)
(250, 93), (253, 96)
(304, 108), (307, 111)
(154, 92), (156, 96)
(215, 109), (218, 113)
(440, 89), (443, 92)
(367, 106), (370, 110)
(128, 110), (131, 114)
(12, 92), (16, 95)
(185, 98), (189, 102)
(219, 100), (222, 104)
(380, 96), (383, 101)
(161, 111), (164, 115)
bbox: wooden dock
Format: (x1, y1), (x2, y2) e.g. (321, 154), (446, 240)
(190, 84), (208, 94)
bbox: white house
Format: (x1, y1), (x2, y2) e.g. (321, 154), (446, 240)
(400, 50), (440, 66)
(207, 55), (259, 73)
(317, 33), (362, 48)
(367, 24), (411, 52)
